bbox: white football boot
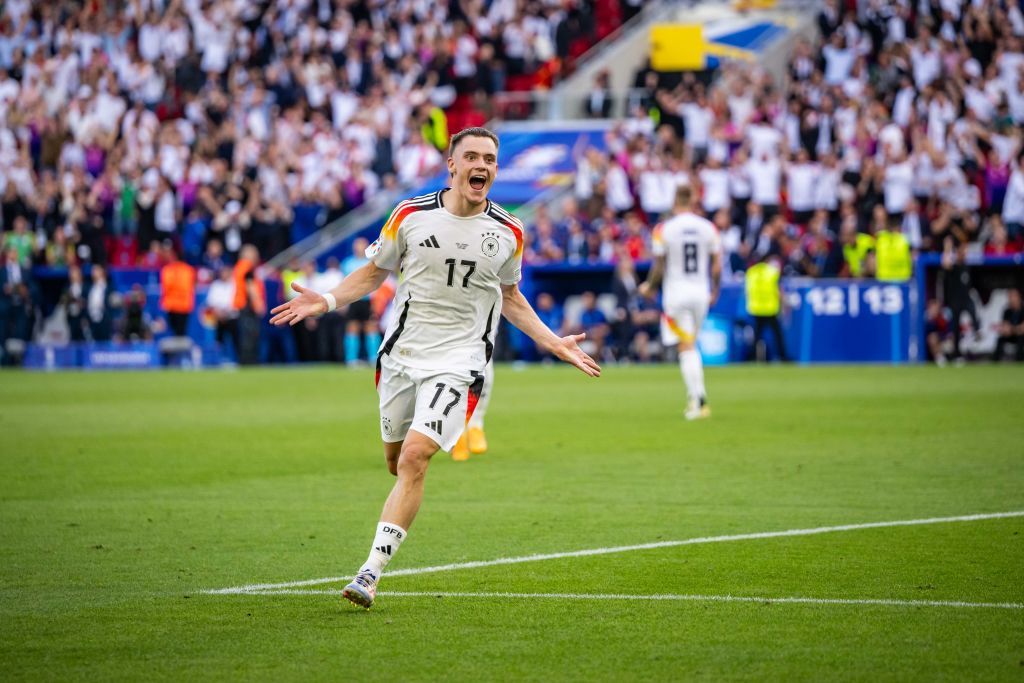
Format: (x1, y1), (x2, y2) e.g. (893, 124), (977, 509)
(341, 569), (378, 609)
(685, 397), (711, 421)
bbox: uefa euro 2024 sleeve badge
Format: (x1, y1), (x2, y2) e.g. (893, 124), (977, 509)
(481, 232), (500, 258)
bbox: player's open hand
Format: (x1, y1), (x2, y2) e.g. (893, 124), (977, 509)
(552, 333), (601, 377)
(269, 282), (328, 326)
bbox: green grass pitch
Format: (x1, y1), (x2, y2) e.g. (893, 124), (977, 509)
(1, 364), (1022, 681)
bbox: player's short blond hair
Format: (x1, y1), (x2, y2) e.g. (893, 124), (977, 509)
(675, 185), (694, 207)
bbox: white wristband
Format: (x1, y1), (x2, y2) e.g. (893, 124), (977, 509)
(322, 292), (337, 313)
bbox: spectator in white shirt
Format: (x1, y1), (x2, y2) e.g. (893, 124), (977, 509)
(814, 152), (841, 213)
(637, 157), (675, 224)
(1003, 158), (1024, 240)
(314, 256), (344, 294)
(747, 116), (783, 160)
(786, 149), (819, 225)
(822, 33), (855, 85)
(698, 157), (731, 216)
(622, 104), (655, 141)
(681, 94), (713, 162)
(729, 149), (753, 224)
(877, 119), (905, 161)
(206, 265), (238, 359)
(746, 151), (782, 219)
(883, 151), (915, 220)
(396, 130), (442, 185)
(910, 32), (941, 90)
(892, 76), (916, 127)
(604, 158), (634, 214)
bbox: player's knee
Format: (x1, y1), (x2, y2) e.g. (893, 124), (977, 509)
(396, 456), (428, 484)
(397, 443), (435, 481)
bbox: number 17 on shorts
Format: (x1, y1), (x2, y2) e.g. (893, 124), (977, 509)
(377, 355), (484, 453)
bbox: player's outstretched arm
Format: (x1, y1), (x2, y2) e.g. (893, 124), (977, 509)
(500, 284), (601, 377)
(270, 261), (390, 326)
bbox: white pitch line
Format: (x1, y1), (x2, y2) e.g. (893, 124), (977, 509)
(202, 510), (1024, 595)
(240, 590), (1024, 611)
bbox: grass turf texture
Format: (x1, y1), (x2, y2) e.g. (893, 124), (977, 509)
(1, 364), (1022, 681)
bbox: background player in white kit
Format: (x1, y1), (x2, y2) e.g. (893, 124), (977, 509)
(640, 185), (722, 420)
(269, 128), (601, 609)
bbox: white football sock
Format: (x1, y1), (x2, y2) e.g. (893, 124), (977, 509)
(679, 349), (705, 402)
(358, 521), (407, 579)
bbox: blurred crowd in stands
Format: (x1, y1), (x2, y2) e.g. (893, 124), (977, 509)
(0, 0), (608, 272)
(2, 0), (1023, 366)
(522, 0), (1024, 281)
(509, 0), (1024, 364)
(0, 0), (614, 362)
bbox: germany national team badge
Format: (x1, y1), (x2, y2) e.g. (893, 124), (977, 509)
(381, 417), (393, 437)
(481, 233), (500, 257)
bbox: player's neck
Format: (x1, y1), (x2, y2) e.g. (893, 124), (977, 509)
(442, 188), (487, 218)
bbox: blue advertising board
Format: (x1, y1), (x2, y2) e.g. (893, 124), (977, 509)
(782, 280), (917, 364)
(81, 342), (162, 369)
(515, 266), (918, 365)
(24, 341), (225, 370)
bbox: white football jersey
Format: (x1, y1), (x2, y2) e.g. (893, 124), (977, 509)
(652, 211), (721, 305)
(368, 190), (524, 372)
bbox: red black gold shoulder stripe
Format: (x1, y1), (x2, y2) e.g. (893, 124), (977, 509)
(380, 194), (439, 238)
(486, 201), (524, 257)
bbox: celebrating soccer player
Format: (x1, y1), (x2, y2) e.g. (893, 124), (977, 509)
(270, 127), (601, 608)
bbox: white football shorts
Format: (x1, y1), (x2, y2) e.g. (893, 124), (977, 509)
(660, 296), (710, 346)
(375, 353), (484, 452)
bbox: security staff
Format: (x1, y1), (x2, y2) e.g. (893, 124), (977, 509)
(875, 220), (912, 282)
(419, 103), (449, 153)
(841, 224), (875, 277)
(745, 255), (789, 362)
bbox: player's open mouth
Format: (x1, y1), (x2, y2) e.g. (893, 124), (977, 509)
(469, 175), (487, 190)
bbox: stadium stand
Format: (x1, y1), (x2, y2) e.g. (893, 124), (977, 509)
(522, 0), (1024, 273)
(510, 0), (1024, 364)
(1, 0), (1023, 367)
(0, 0), (613, 364)
(0, 0), (607, 270)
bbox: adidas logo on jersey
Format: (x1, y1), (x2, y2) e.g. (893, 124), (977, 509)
(423, 420), (443, 435)
(375, 544), (392, 556)
(419, 235), (440, 248)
